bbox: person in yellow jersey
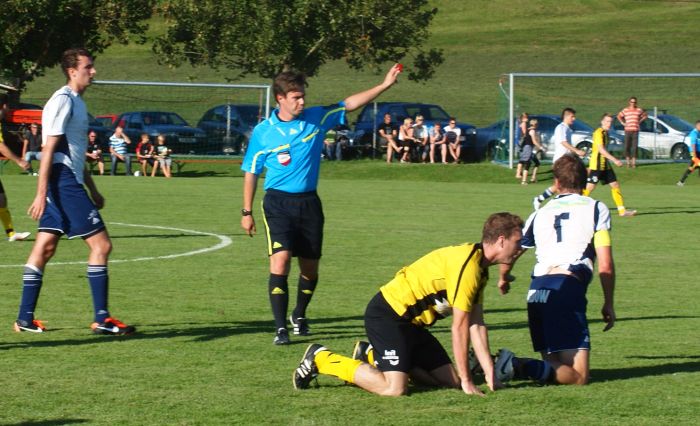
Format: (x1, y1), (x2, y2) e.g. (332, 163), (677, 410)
(293, 212), (524, 396)
(583, 113), (636, 217)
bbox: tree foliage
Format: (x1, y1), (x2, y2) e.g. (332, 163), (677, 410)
(154, 0), (444, 82)
(0, 0), (155, 93)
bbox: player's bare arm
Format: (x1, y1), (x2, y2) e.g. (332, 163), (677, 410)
(241, 172), (258, 237)
(27, 135), (60, 220)
(343, 64), (401, 112)
(83, 170), (104, 209)
(595, 244), (616, 332)
(468, 304), (503, 391)
(451, 307), (484, 396)
(0, 142), (29, 170)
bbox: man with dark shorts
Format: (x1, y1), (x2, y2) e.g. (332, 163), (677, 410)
(14, 48), (134, 335)
(241, 65), (401, 345)
(292, 213), (523, 396)
(617, 96), (647, 168)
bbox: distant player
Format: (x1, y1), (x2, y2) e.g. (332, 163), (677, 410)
(292, 213), (524, 396)
(241, 65), (401, 345)
(14, 48), (134, 335)
(676, 120), (700, 186)
(498, 155), (616, 385)
(583, 113), (636, 217)
(532, 108), (585, 210)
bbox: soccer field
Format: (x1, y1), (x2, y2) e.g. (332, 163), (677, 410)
(0, 162), (698, 424)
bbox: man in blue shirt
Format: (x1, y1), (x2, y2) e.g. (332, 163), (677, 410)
(109, 126), (132, 175)
(241, 65), (402, 344)
(677, 120), (700, 186)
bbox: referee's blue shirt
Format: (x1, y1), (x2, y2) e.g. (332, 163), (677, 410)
(242, 102), (346, 193)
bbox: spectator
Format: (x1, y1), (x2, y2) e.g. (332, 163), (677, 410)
(397, 117), (415, 163)
(323, 125), (349, 161)
(515, 112), (529, 178)
(517, 119), (543, 185)
(85, 130), (105, 175)
(429, 121), (447, 164)
(22, 123), (42, 175)
(155, 134), (172, 178)
(378, 113), (400, 163)
(617, 96), (647, 168)
(109, 125), (132, 176)
(135, 133), (158, 177)
(444, 117), (462, 163)
(413, 115), (429, 163)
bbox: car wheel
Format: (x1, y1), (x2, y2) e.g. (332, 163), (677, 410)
(670, 143), (689, 161)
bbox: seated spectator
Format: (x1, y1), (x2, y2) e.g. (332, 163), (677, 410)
(444, 118), (462, 163)
(324, 124), (351, 161)
(109, 126), (133, 176)
(413, 115), (429, 163)
(155, 134), (172, 178)
(135, 133), (158, 177)
(429, 121), (447, 164)
(21, 123), (42, 175)
(377, 113), (401, 163)
(398, 117), (416, 163)
(85, 130), (105, 175)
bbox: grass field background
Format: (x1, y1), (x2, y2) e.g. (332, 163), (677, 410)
(0, 161), (699, 424)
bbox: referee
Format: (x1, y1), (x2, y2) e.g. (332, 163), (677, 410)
(241, 65), (401, 345)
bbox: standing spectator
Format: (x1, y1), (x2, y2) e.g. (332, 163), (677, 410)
(155, 134), (172, 178)
(429, 121), (447, 164)
(444, 118), (462, 163)
(378, 113), (400, 163)
(85, 130), (105, 175)
(397, 117), (415, 163)
(517, 119), (543, 185)
(0, 94), (31, 241)
(240, 64), (401, 345)
(14, 48), (134, 334)
(676, 120), (700, 186)
(135, 133), (158, 177)
(22, 123), (42, 175)
(617, 96), (647, 168)
(413, 115), (429, 163)
(109, 125), (132, 175)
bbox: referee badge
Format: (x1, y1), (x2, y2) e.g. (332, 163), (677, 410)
(277, 151), (291, 166)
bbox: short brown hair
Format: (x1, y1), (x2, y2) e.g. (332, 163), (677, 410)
(553, 154), (587, 192)
(61, 48), (92, 80)
(273, 71), (307, 98)
(482, 212), (524, 244)
(561, 107), (576, 120)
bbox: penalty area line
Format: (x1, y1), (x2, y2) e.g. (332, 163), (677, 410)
(0, 222), (232, 268)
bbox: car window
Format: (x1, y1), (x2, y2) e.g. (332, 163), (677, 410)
(570, 120), (594, 133)
(659, 115), (693, 132)
(404, 106), (422, 119)
(423, 106), (450, 121)
(358, 107), (374, 123)
(388, 106), (406, 122)
(238, 106), (263, 125)
(537, 117), (557, 133)
(640, 119), (656, 133)
(613, 118), (624, 131)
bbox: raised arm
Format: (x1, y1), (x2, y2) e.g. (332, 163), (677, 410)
(343, 65), (401, 112)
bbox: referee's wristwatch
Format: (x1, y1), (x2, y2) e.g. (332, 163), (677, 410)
(241, 209), (253, 216)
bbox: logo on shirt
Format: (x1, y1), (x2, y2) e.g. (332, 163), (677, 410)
(277, 151), (291, 166)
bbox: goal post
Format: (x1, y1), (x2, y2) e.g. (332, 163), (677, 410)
(500, 72), (700, 168)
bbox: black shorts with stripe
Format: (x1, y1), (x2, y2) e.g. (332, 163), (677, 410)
(262, 189), (324, 259)
(587, 169), (617, 186)
(364, 292), (452, 373)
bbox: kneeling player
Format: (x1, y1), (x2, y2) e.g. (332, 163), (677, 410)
(293, 212), (524, 396)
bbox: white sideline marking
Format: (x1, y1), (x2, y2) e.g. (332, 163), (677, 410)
(0, 222), (232, 268)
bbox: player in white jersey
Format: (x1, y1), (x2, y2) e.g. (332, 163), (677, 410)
(532, 108), (586, 210)
(496, 155), (616, 386)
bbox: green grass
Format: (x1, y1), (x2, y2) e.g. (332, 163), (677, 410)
(0, 161), (699, 424)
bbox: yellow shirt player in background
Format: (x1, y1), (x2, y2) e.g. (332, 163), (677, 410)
(293, 212), (524, 397)
(583, 113), (636, 217)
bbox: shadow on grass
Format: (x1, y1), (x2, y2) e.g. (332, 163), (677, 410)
(5, 419), (89, 425)
(634, 206), (700, 216)
(592, 361), (700, 382)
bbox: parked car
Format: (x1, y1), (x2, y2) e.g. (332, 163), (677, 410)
(87, 113), (112, 149)
(114, 111), (208, 154)
(477, 114), (625, 161)
(197, 104), (265, 155)
(612, 113), (693, 160)
(352, 102), (482, 161)
(95, 114), (119, 129)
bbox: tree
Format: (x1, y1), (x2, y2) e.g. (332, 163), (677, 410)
(0, 0), (155, 95)
(154, 0), (444, 82)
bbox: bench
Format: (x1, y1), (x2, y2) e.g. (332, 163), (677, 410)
(171, 156), (242, 175)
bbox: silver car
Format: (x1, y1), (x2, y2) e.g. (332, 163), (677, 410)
(612, 113), (693, 160)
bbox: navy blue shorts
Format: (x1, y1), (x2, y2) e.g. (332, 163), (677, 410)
(364, 292), (451, 373)
(527, 274), (590, 354)
(39, 164), (106, 239)
(262, 189), (324, 259)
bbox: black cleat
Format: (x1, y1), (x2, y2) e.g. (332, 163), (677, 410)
(293, 343), (326, 390)
(273, 328), (290, 345)
(289, 315), (310, 336)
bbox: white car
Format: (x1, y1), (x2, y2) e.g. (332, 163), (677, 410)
(613, 113), (693, 160)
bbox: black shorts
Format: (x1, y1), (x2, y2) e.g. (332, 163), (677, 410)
(587, 169), (617, 186)
(262, 189), (324, 259)
(364, 292), (451, 373)
(0, 177), (4, 195)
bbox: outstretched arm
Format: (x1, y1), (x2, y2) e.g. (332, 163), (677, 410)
(343, 64), (401, 112)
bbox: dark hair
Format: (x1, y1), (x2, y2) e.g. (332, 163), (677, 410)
(600, 112), (613, 120)
(561, 107), (576, 120)
(553, 154), (587, 192)
(273, 71), (307, 98)
(482, 212), (524, 244)
(61, 48), (92, 80)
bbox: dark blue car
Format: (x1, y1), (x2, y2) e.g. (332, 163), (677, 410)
(114, 111), (208, 154)
(197, 104), (265, 155)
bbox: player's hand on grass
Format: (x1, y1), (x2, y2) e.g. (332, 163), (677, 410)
(241, 215), (256, 237)
(460, 379), (485, 397)
(498, 274), (515, 295)
(602, 303), (616, 332)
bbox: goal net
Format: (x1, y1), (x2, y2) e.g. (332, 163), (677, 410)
(494, 73), (700, 168)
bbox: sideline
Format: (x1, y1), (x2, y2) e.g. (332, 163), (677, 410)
(0, 222), (232, 268)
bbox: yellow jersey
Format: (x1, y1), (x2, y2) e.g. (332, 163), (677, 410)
(589, 128), (610, 171)
(380, 243), (487, 327)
